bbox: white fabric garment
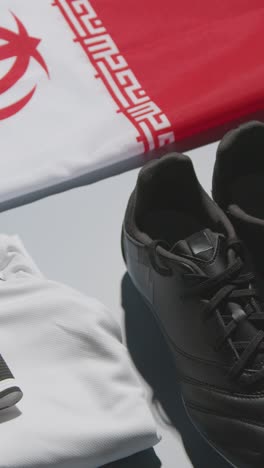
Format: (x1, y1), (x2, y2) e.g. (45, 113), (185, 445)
(0, 235), (159, 468)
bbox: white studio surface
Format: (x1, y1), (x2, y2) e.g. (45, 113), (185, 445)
(0, 142), (231, 468)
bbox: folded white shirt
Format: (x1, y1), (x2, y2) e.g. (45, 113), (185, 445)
(0, 235), (159, 468)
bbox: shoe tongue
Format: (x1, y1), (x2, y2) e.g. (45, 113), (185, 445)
(171, 228), (228, 275)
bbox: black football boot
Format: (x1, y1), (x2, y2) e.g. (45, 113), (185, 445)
(122, 153), (264, 468)
(213, 120), (264, 279)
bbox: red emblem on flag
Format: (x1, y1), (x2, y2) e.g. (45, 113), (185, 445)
(0, 13), (49, 120)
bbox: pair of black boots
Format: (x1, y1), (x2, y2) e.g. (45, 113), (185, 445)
(122, 121), (264, 468)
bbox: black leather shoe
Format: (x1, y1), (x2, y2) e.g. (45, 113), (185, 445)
(122, 153), (264, 468)
(213, 120), (264, 277)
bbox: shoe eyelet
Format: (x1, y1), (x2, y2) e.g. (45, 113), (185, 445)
(148, 240), (172, 276)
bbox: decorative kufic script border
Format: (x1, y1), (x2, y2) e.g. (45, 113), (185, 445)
(52, 0), (175, 152)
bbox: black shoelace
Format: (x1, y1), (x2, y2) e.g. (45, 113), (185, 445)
(185, 240), (264, 384)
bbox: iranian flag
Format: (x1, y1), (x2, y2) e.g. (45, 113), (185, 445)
(0, 0), (263, 204)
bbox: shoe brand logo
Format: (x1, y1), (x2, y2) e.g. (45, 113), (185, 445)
(0, 13), (49, 120)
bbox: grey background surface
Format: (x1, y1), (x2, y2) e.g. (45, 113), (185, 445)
(0, 142), (231, 468)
